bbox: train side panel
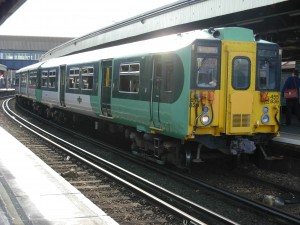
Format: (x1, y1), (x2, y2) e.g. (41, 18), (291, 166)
(62, 62), (101, 117)
(110, 51), (188, 139)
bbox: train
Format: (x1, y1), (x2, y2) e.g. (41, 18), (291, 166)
(15, 27), (281, 168)
(0, 63), (7, 89)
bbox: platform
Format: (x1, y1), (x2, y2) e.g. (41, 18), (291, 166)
(273, 110), (300, 146)
(273, 124), (300, 146)
(0, 126), (118, 225)
(0, 89), (15, 97)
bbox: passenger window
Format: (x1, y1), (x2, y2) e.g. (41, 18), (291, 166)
(29, 71), (37, 87)
(15, 77), (20, 85)
(232, 57), (250, 90)
(81, 66), (94, 90)
(68, 68), (79, 89)
(165, 62), (173, 92)
(21, 73), (27, 87)
(49, 70), (56, 88)
(119, 63), (140, 93)
(41, 71), (48, 87)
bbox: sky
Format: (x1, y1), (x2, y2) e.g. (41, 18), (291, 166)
(0, 0), (177, 38)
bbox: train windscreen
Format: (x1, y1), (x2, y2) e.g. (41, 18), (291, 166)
(256, 44), (281, 91)
(191, 41), (221, 90)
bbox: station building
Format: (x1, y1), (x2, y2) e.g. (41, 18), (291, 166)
(0, 35), (72, 85)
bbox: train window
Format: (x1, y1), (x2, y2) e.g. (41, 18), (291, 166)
(165, 62), (173, 92)
(196, 57), (218, 88)
(21, 73), (27, 87)
(81, 66), (94, 90)
(69, 68), (80, 89)
(120, 64), (129, 72)
(130, 64), (139, 72)
(15, 77), (20, 86)
(29, 71), (37, 87)
(41, 71), (48, 87)
(119, 63), (140, 93)
(49, 70), (56, 88)
(104, 67), (111, 88)
(258, 49), (277, 57)
(257, 53), (278, 90)
(232, 57), (250, 90)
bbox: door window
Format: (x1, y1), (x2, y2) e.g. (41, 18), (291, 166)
(232, 57), (250, 90)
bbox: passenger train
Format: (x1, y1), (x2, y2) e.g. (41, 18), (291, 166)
(15, 27), (281, 168)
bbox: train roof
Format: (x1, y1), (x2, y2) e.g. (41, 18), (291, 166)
(43, 30), (215, 67)
(0, 63), (7, 70)
(16, 61), (46, 73)
(16, 27), (275, 73)
(17, 29), (214, 72)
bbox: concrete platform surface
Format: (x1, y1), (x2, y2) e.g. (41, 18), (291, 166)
(0, 126), (118, 225)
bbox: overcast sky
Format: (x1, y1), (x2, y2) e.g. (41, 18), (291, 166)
(0, 0), (177, 37)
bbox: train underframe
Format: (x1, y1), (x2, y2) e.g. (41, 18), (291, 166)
(16, 96), (278, 169)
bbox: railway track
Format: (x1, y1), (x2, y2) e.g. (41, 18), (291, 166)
(3, 97), (300, 224)
(2, 97), (238, 225)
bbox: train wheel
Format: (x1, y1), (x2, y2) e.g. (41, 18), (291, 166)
(180, 148), (192, 172)
(185, 148), (192, 168)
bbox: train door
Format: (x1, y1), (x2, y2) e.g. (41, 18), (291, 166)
(150, 55), (163, 129)
(225, 48), (255, 134)
(26, 71), (29, 97)
(59, 65), (66, 107)
(101, 60), (112, 117)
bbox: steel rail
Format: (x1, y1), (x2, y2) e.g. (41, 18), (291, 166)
(3, 98), (237, 225)
(12, 98), (300, 224)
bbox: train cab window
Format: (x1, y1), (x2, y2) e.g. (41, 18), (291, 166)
(29, 71), (37, 87)
(194, 45), (219, 89)
(232, 57), (250, 90)
(119, 63), (140, 93)
(196, 57), (218, 88)
(49, 70), (56, 88)
(256, 49), (278, 90)
(68, 68), (80, 89)
(81, 66), (94, 90)
(41, 71), (48, 87)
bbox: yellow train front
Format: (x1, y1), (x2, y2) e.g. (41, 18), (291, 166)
(187, 27), (281, 163)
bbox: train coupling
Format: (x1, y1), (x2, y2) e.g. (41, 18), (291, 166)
(230, 138), (256, 155)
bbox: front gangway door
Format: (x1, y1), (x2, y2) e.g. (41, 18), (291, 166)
(225, 48), (255, 134)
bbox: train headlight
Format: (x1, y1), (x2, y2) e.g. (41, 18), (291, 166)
(201, 114), (211, 126)
(263, 106), (269, 114)
(261, 114), (270, 124)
